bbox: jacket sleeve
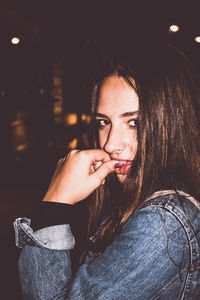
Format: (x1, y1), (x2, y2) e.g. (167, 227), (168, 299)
(15, 205), (190, 300)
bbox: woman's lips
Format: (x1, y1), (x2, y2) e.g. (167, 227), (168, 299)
(114, 161), (133, 174)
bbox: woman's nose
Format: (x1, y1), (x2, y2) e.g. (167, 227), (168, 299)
(103, 127), (125, 154)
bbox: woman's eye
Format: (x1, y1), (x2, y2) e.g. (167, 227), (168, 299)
(96, 119), (110, 129)
(128, 119), (138, 128)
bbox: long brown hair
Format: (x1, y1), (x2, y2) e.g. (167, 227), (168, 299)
(87, 45), (200, 252)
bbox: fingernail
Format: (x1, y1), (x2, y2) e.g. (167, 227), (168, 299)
(114, 163), (123, 169)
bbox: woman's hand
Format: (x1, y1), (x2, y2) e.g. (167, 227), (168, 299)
(43, 149), (118, 205)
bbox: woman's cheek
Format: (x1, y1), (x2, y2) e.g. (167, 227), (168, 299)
(129, 132), (138, 158)
(98, 131), (107, 149)
(132, 138), (138, 157)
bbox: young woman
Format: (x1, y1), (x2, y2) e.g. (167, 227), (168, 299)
(14, 45), (200, 299)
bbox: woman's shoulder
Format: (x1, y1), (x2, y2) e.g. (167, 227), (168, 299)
(144, 189), (200, 210)
(124, 189), (200, 236)
(143, 189), (200, 222)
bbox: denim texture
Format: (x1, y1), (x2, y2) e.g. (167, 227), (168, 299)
(14, 191), (200, 299)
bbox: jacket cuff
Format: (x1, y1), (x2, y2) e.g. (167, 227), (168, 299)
(13, 218), (75, 250)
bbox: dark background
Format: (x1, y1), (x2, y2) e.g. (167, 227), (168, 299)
(1, 1), (200, 298)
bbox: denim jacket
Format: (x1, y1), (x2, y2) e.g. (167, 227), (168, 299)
(14, 190), (200, 299)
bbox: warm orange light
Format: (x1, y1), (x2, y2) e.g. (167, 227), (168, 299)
(81, 113), (91, 124)
(194, 36), (200, 43)
(16, 144), (28, 151)
(11, 37), (20, 45)
(68, 138), (78, 149)
(169, 25), (179, 32)
(54, 105), (62, 115)
(65, 113), (78, 126)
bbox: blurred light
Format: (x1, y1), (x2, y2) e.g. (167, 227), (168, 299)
(16, 144), (28, 152)
(194, 36), (200, 43)
(11, 120), (21, 126)
(68, 138), (78, 149)
(65, 113), (78, 126)
(10, 112), (29, 152)
(11, 37), (20, 45)
(1, 91), (5, 96)
(169, 25), (179, 32)
(81, 113), (91, 124)
(54, 104), (62, 115)
(40, 88), (45, 95)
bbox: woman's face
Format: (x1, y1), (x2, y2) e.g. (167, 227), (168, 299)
(95, 75), (139, 182)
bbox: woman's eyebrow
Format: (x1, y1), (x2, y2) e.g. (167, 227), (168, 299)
(94, 112), (108, 118)
(120, 111), (139, 118)
(94, 111), (139, 118)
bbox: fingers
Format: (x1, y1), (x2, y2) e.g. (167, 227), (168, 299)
(62, 149), (110, 164)
(90, 160), (117, 186)
(66, 149), (80, 159)
(44, 148), (120, 205)
(81, 149), (111, 164)
(101, 179), (105, 185)
(55, 149), (117, 188)
(92, 161), (103, 171)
